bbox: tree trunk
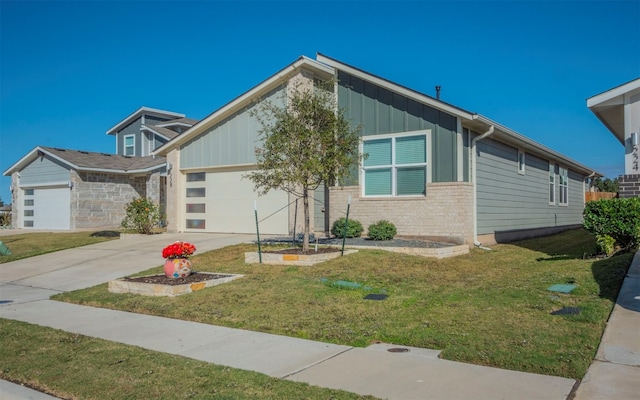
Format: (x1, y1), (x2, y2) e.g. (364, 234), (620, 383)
(303, 187), (310, 252)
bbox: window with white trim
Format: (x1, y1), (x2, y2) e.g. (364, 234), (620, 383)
(362, 132), (427, 196)
(518, 150), (525, 175)
(124, 135), (135, 156)
(549, 163), (555, 205)
(559, 166), (568, 205)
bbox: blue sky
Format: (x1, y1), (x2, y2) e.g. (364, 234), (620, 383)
(1, 0), (638, 205)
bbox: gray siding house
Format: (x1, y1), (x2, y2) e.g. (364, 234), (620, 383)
(156, 54), (599, 245)
(3, 107), (196, 230)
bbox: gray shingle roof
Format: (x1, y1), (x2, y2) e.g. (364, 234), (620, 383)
(41, 147), (166, 172)
(156, 117), (198, 126)
(143, 125), (182, 140)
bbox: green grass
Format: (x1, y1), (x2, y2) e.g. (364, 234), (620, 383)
(0, 231), (119, 263)
(0, 319), (376, 400)
(54, 228), (633, 380)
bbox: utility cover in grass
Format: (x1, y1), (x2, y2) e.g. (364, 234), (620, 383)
(551, 307), (581, 316)
(364, 294), (388, 301)
(547, 284), (577, 293)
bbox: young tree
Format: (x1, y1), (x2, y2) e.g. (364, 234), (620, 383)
(245, 80), (362, 251)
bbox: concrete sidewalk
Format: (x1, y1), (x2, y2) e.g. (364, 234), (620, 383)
(0, 232), (637, 399)
(571, 251), (640, 400)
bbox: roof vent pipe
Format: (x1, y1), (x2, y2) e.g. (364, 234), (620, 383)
(435, 86), (441, 100)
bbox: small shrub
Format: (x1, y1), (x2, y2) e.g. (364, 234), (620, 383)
(583, 197), (640, 254)
(331, 217), (363, 238)
(121, 197), (161, 235)
(596, 234), (615, 256)
(367, 220), (397, 240)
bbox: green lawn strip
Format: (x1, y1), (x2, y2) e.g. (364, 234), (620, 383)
(0, 231), (119, 263)
(54, 229), (633, 380)
(0, 319), (376, 400)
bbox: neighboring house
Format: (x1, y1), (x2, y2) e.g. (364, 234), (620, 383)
(0, 204), (10, 226)
(155, 54), (599, 245)
(3, 107), (196, 230)
(587, 78), (640, 198)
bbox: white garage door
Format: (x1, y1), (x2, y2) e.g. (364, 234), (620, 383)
(185, 170), (289, 234)
(30, 186), (70, 230)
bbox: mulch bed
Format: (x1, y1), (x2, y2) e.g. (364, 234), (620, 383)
(123, 272), (231, 286)
(262, 247), (341, 255)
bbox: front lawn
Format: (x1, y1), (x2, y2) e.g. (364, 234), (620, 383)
(54, 229), (633, 379)
(0, 231), (119, 263)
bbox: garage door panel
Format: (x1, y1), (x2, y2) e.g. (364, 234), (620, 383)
(188, 170), (288, 234)
(32, 187), (70, 230)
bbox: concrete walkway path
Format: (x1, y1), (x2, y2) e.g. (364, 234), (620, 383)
(572, 251), (640, 400)
(0, 231), (636, 399)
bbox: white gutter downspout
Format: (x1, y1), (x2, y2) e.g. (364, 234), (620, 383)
(471, 124), (494, 247)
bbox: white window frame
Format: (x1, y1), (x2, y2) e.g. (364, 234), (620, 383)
(549, 163), (556, 205)
(518, 149), (526, 175)
(559, 166), (568, 206)
(124, 134), (135, 156)
(361, 130), (429, 198)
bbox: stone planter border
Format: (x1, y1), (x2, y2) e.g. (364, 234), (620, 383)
(245, 249), (358, 266)
(108, 272), (243, 297)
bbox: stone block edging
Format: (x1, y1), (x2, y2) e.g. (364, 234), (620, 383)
(108, 272), (243, 297)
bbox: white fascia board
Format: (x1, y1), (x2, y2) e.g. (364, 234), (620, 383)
(154, 56), (335, 156)
(106, 107), (185, 135)
(2, 146), (78, 176)
(316, 53), (475, 121)
(154, 121), (193, 128)
(75, 164), (165, 174)
(18, 181), (70, 188)
(587, 78), (640, 108)
(473, 115), (600, 176)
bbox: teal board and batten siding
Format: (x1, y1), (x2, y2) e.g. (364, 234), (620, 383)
(180, 87), (285, 169)
(336, 70), (464, 183)
(19, 155), (70, 186)
(476, 138), (584, 235)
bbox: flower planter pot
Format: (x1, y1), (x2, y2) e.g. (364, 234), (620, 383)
(164, 258), (192, 278)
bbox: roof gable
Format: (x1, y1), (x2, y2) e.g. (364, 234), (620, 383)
(153, 56), (335, 155)
(3, 146), (166, 176)
(106, 107), (185, 135)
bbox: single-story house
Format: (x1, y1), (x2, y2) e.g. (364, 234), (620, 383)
(3, 107), (196, 230)
(587, 78), (640, 198)
(154, 54), (600, 245)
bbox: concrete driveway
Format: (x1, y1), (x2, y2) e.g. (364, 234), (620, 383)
(0, 232), (256, 304)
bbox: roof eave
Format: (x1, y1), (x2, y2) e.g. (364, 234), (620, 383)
(471, 115), (601, 177)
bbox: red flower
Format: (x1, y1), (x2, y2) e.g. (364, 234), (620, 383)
(162, 241), (196, 259)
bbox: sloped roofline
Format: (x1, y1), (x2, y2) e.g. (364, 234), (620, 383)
(317, 53), (599, 176)
(153, 53), (598, 176)
(3, 146), (165, 176)
(471, 115), (600, 176)
(153, 56), (335, 155)
(106, 106), (185, 135)
(315, 52), (476, 120)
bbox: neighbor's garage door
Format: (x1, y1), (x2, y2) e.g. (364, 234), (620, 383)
(31, 186), (70, 229)
(186, 170), (288, 234)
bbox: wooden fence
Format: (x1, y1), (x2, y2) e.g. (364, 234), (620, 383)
(585, 192), (618, 202)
